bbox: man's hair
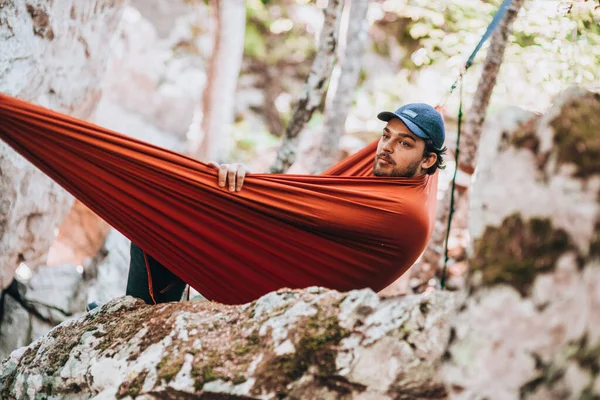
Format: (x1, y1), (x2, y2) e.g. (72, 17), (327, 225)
(423, 139), (447, 175)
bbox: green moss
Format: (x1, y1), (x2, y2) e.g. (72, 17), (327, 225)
(471, 214), (575, 296)
(511, 117), (541, 153)
(550, 93), (600, 179)
(190, 351), (224, 391)
(253, 313), (350, 396)
(233, 344), (251, 356)
(574, 338), (600, 375)
(157, 354), (185, 383)
(519, 353), (565, 397)
(231, 331), (261, 357)
(589, 220), (600, 261)
(520, 337), (600, 398)
(116, 369), (148, 399)
(247, 331), (260, 345)
(187, 329), (261, 391)
(191, 366), (219, 392)
(202, 367), (219, 382)
(0, 341), (41, 398)
(1, 299), (173, 398)
(579, 388), (600, 400)
(43, 326), (87, 375)
(92, 305), (165, 357)
(19, 341), (41, 367)
(419, 301), (430, 315)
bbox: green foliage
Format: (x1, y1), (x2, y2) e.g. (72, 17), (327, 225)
(373, 0), (500, 68)
(232, 0), (600, 162)
(245, 0), (316, 64)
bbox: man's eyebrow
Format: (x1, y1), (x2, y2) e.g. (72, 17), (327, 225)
(383, 127), (417, 141)
(398, 132), (416, 141)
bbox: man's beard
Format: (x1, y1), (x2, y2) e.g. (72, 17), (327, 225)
(373, 156), (421, 178)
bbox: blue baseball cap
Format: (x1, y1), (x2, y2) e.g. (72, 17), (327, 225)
(377, 103), (445, 149)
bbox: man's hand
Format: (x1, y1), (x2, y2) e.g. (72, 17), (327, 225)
(208, 162), (246, 192)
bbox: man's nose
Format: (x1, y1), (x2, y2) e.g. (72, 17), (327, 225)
(382, 141), (393, 153)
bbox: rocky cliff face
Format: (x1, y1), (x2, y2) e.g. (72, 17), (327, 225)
(0, 0), (125, 289)
(443, 87), (600, 398)
(0, 87), (597, 399)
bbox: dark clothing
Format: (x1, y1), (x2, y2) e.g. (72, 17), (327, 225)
(126, 242), (186, 304)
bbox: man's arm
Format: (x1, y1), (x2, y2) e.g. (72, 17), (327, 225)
(208, 162), (247, 192)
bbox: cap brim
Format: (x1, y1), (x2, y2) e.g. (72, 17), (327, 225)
(377, 111), (398, 122)
(377, 111), (430, 142)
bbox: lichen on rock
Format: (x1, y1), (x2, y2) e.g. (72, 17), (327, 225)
(444, 87), (600, 399)
(0, 288), (457, 399)
(471, 213), (575, 296)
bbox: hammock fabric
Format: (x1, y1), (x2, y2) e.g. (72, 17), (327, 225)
(0, 94), (438, 305)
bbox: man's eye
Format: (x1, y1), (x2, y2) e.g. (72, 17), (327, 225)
(401, 141), (410, 147)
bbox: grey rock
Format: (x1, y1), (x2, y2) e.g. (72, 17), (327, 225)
(25, 265), (83, 317)
(86, 229), (131, 305)
(443, 88), (600, 399)
(0, 296), (31, 361)
(0, 288), (457, 399)
(0, 0), (126, 290)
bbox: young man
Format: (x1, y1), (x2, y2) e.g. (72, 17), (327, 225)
(124, 103), (446, 305)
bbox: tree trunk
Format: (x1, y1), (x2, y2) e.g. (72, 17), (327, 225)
(0, 0), (125, 290)
(247, 60), (285, 138)
(312, 0), (369, 174)
(459, 0), (526, 173)
(411, 0), (526, 290)
(269, 0), (344, 174)
(188, 0), (246, 162)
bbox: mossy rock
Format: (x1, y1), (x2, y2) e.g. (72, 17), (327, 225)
(550, 92), (600, 179)
(471, 214), (575, 296)
(252, 313), (350, 397)
(117, 370), (149, 399)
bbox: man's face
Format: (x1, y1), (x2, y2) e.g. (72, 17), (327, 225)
(373, 118), (433, 177)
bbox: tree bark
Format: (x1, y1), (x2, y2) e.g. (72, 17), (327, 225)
(0, 0), (125, 289)
(269, 0), (344, 174)
(458, 0), (525, 173)
(188, 0), (246, 162)
(246, 60), (285, 138)
(312, 0), (369, 174)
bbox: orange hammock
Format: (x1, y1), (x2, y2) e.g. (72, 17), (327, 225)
(0, 94), (437, 304)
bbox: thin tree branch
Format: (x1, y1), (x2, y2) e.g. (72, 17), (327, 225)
(269, 0), (344, 174)
(459, 0), (526, 173)
(411, 0), (526, 290)
(312, 0), (369, 174)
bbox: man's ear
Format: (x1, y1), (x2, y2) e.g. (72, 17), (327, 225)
(422, 153), (437, 170)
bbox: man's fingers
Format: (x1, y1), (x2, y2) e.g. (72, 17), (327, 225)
(236, 166), (246, 192)
(218, 164), (228, 187)
(227, 164), (237, 191)
(214, 162), (247, 192)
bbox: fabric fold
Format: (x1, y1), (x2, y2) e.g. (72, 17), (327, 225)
(0, 94), (437, 304)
